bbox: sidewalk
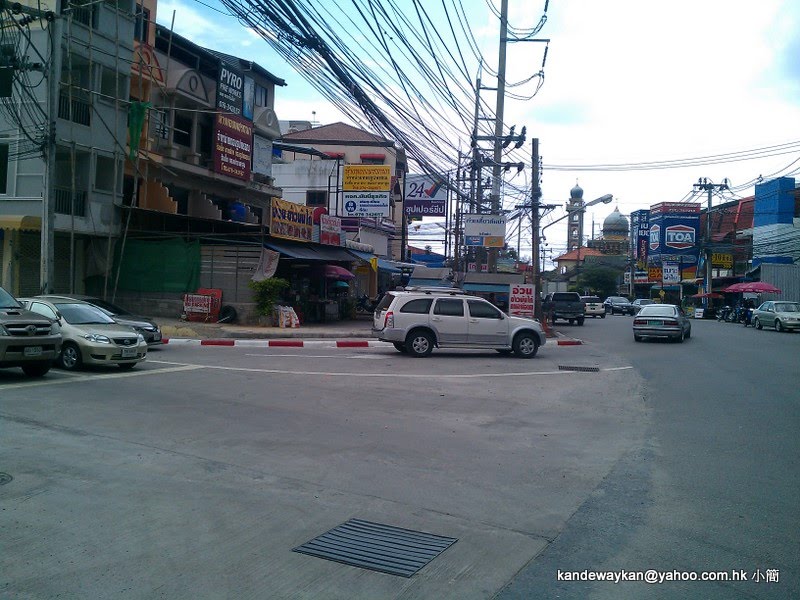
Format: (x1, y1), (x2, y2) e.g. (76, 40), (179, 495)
(159, 316), (377, 341)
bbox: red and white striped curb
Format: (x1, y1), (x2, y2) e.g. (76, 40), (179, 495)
(162, 338), (383, 348)
(162, 337), (584, 347)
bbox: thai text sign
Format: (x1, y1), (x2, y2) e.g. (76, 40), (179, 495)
(509, 284), (535, 318)
(320, 214), (342, 245)
(404, 173), (447, 217)
(405, 198), (446, 216)
(270, 198), (314, 242)
(343, 165), (391, 191)
(343, 191), (390, 217)
(213, 113), (252, 181)
(712, 252), (733, 268)
(464, 214), (506, 248)
(662, 262), (680, 283)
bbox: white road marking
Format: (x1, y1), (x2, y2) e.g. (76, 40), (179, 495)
(0, 365), (203, 390)
(149, 359), (633, 379)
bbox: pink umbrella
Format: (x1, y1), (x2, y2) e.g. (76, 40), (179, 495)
(723, 281), (781, 294)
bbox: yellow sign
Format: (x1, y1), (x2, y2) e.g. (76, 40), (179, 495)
(483, 236), (505, 248)
(712, 253), (733, 268)
(648, 267), (663, 282)
(343, 165), (391, 191)
(269, 198), (314, 242)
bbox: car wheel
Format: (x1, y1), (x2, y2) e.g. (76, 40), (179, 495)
(392, 342), (408, 353)
(58, 342), (82, 371)
(118, 362), (137, 370)
(677, 330), (685, 343)
(577, 317), (585, 326)
(22, 362), (52, 377)
(512, 332), (538, 358)
(568, 319), (574, 325)
(405, 329), (434, 357)
(601, 313), (606, 319)
(775, 320), (783, 332)
(685, 327), (691, 339)
(754, 318), (762, 330)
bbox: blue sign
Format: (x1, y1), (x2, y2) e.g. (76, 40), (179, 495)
(465, 236), (483, 246)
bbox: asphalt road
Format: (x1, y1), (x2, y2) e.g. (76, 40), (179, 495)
(497, 314), (800, 599)
(1, 317), (797, 599)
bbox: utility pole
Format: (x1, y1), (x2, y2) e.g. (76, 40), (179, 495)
(488, 0), (508, 273)
(693, 178), (728, 307)
(531, 138), (542, 319)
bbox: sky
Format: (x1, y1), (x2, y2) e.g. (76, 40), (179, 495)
(155, 0), (800, 264)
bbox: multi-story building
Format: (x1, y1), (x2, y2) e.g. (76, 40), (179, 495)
(0, 0), (136, 295)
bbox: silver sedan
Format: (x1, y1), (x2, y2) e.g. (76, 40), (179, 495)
(633, 304), (692, 342)
(752, 301), (800, 332)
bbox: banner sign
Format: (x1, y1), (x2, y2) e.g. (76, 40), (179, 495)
(404, 173), (447, 217)
(634, 270), (650, 283)
(647, 205), (700, 265)
(464, 214), (506, 248)
(662, 262), (680, 283)
(320, 214), (342, 246)
(216, 62), (244, 116)
(213, 114), (252, 181)
(270, 198), (314, 242)
(509, 283), (535, 318)
(343, 165), (391, 191)
(631, 209), (649, 268)
(343, 191), (390, 217)
(252, 248), (280, 281)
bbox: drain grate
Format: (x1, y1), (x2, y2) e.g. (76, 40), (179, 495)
(558, 365), (600, 372)
(0, 472), (12, 485)
(293, 518), (457, 577)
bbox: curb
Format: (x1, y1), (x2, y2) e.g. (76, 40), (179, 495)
(162, 338), (383, 348)
(556, 339), (584, 346)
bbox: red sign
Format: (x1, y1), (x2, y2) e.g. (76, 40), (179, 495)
(509, 284), (535, 318)
(213, 113), (252, 181)
(320, 214), (342, 246)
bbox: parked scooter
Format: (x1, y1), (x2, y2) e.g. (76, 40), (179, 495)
(717, 306), (733, 322)
(355, 294), (378, 314)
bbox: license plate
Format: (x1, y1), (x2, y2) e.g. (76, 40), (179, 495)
(121, 347), (138, 358)
(647, 320), (663, 326)
(24, 346), (42, 357)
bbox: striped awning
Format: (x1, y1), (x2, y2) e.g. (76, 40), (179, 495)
(0, 215), (41, 231)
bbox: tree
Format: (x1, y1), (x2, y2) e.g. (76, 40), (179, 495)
(575, 265), (620, 298)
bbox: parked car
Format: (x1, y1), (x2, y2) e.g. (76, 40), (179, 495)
(0, 286), (62, 377)
(751, 301), (800, 332)
(19, 297), (148, 371)
(373, 287), (546, 358)
(580, 296), (605, 318)
(36, 294), (162, 345)
(604, 296), (634, 315)
(633, 304), (691, 342)
(542, 292), (586, 325)
(631, 298), (655, 314)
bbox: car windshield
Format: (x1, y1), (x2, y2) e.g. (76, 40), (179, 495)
(635, 299), (654, 305)
(0, 287), (22, 309)
(638, 305), (677, 317)
(54, 302), (116, 325)
(608, 297), (627, 303)
(582, 297), (601, 303)
(774, 302), (800, 313)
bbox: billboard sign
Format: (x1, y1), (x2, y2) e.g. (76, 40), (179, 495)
(270, 198), (314, 242)
(343, 191), (391, 217)
(662, 262), (680, 283)
(343, 165), (391, 191)
(216, 62), (244, 117)
(405, 198), (446, 217)
(665, 224), (695, 249)
(648, 205), (701, 265)
(509, 284), (535, 318)
(404, 173), (447, 217)
(649, 224), (661, 251)
(213, 114), (252, 181)
(463, 214), (506, 248)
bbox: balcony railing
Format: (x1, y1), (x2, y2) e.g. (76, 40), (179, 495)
(54, 187), (87, 217)
(58, 95), (91, 126)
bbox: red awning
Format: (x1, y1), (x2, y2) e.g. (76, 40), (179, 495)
(359, 153), (385, 160)
(325, 152), (345, 158)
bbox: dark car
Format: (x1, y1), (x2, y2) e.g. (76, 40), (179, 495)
(604, 296), (634, 315)
(36, 295), (163, 345)
(631, 298), (655, 314)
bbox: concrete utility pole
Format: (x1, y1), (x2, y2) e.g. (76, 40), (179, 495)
(531, 138), (542, 319)
(487, 0), (508, 273)
(693, 178), (729, 306)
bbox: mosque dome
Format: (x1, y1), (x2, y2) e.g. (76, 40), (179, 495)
(602, 207), (629, 233)
(570, 183), (584, 200)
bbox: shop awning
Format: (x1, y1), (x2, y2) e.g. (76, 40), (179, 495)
(264, 240), (356, 262)
(463, 283), (511, 293)
(348, 250), (375, 263)
(0, 215), (41, 231)
(378, 259), (401, 273)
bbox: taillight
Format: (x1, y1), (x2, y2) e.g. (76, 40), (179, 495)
(663, 319), (678, 326)
(385, 311), (394, 328)
(633, 319), (646, 325)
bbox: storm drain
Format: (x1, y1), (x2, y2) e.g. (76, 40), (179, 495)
(558, 365), (600, 373)
(293, 518), (457, 577)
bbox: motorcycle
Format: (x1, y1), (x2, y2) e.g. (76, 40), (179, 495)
(355, 294), (378, 314)
(717, 306), (733, 322)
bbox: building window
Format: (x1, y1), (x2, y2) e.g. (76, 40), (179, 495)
(95, 154), (121, 192)
(151, 109), (169, 139)
(98, 67), (128, 100)
(254, 84), (268, 107)
(173, 112), (192, 147)
(134, 6), (150, 43)
(306, 190), (327, 207)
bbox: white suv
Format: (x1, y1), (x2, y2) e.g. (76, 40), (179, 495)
(372, 287), (546, 358)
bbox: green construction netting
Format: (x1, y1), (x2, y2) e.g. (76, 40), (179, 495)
(114, 239), (200, 292)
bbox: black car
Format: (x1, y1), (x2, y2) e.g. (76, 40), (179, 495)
(604, 296), (635, 315)
(36, 295), (163, 345)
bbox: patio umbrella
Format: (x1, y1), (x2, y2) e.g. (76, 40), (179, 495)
(691, 292), (723, 299)
(723, 281), (781, 294)
(323, 264), (356, 280)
